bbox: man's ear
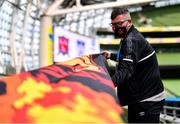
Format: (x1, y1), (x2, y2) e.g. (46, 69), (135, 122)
(129, 19), (132, 23)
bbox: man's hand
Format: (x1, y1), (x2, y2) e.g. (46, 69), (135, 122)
(102, 51), (111, 59)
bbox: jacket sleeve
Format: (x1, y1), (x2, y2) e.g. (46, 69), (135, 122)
(112, 38), (139, 86)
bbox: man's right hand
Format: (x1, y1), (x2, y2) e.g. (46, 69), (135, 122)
(101, 51), (111, 59)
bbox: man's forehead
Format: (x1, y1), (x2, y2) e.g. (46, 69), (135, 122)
(111, 13), (131, 22)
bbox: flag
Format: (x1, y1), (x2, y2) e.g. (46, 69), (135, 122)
(0, 54), (124, 123)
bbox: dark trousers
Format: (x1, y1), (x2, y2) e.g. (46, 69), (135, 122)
(128, 100), (164, 123)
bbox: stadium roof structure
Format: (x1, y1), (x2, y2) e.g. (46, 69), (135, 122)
(44, 0), (158, 16)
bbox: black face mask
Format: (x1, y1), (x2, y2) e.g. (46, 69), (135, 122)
(114, 26), (127, 38)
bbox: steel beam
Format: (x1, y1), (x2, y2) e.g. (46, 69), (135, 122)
(46, 0), (157, 16)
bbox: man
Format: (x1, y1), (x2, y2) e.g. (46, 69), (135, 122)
(102, 8), (165, 123)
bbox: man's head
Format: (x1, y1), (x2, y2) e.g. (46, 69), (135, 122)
(110, 8), (132, 38)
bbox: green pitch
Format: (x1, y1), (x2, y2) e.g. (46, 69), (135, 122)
(163, 79), (180, 97)
(157, 52), (180, 97)
(156, 52), (180, 65)
(131, 4), (180, 26)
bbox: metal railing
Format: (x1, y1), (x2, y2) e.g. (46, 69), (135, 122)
(161, 106), (180, 123)
(160, 98), (180, 123)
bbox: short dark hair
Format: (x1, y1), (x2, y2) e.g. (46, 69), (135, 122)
(111, 8), (129, 20)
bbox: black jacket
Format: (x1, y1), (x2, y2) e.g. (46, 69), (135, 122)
(110, 25), (164, 106)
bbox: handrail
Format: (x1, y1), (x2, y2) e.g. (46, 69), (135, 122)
(160, 106), (180, 123)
